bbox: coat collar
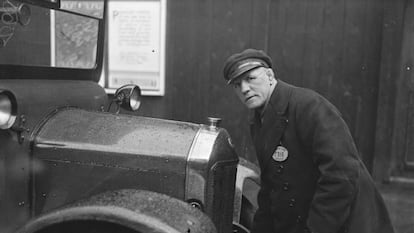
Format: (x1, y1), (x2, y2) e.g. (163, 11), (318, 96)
(249, 79), (293, 171)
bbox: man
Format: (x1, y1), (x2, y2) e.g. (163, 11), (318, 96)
(223, 48), (394, 233)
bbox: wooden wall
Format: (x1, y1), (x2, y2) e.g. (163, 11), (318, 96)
(373, 0), (414, 182)
(372, 3), (414, 232)
(373, 0), (406, 182)
(127, 0), (386, 170)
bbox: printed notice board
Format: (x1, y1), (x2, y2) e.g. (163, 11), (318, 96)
(107, 0), (166, 96)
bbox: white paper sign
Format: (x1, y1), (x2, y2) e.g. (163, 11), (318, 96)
(108, 0), (165, 95)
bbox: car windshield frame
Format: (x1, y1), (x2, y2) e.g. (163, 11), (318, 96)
(0, 0), (106, 82)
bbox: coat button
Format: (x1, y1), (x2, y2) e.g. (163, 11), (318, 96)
(276, 165), (284, 173)
(289, 198), (296, 207)
(283, 182), (289, 191)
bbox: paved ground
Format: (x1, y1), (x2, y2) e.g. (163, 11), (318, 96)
(379, 183), (414, 233)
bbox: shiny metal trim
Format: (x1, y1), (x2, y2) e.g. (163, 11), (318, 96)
(233, 163), (260, 223)
(0, 90), (17, 129)
(185, 126), (219, 206)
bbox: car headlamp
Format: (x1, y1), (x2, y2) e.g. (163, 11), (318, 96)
(111, 84), (142, 113)
(0, 90), (17, 129)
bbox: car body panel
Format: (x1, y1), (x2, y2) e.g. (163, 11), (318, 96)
(32, 108), (198, 214)
(0, 80), (107, 232)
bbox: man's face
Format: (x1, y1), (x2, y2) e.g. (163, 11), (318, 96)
(231, 67), (274, 109)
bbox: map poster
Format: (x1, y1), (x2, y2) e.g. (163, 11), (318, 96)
(52, 1), (103, 68)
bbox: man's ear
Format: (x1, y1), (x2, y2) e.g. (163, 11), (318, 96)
(266, 69), (274, 80)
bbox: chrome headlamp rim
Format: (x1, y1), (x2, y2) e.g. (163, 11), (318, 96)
(0, 90), (17, 129)
(113, 84), (142, 112)
(128, 86), (141, 111)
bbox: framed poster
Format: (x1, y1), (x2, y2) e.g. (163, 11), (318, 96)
(107, 0), (166, 96)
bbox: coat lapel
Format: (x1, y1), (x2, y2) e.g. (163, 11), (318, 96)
(250, 80), (292, 171)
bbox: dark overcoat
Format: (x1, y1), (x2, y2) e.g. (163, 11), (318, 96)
(250, 80), (394, 233)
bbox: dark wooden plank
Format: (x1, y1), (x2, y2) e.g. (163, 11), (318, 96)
(336, 0), (383, 168)
(229, 0), (254, 49)
(389, 0), (414, 176)
(169, 0), (197, 122)
(405, 93), (414, 165)
(250, 0), (271, 49)
(355, 0), (384, 170)
(344, 0), (367, 125)
(317, 0), (345, 101)
(189, 0), (213, 122)
(267, 0), (288, 79)
(301, 0), (325, 90)
(373, 0), (407, 181)
(338, 0), (365, 134)
(283, 0), (309, 86)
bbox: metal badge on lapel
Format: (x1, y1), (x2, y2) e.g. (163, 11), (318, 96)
(272, 145), (288, 162)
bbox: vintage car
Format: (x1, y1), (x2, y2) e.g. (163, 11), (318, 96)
(0, 0), (259, 232)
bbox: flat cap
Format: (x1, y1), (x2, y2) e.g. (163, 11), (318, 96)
(223, 48), (273, 84)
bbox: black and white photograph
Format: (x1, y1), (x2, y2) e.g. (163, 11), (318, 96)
(0, 0), (412, 233)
